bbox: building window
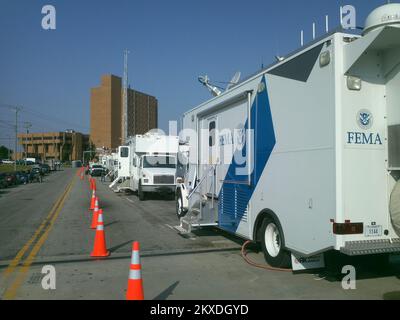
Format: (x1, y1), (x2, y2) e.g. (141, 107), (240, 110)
(120, 147), (129, 158)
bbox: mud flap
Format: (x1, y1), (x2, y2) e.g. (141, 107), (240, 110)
(291, 253), (325, 271)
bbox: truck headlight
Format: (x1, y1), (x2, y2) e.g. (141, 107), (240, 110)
(143, 179), (149, 184)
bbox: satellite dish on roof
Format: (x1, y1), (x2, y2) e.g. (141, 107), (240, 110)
(363, 3), (400, 35)
(226, 72), (241, 90)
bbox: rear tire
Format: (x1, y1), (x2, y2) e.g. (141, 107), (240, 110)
(260, 217), (291, 268)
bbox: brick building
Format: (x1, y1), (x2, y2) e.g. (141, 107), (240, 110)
(90, 75), (158, 149)
(18, 131), (89, 162)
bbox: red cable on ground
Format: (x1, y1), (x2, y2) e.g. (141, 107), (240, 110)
(241, 240), (293, 272)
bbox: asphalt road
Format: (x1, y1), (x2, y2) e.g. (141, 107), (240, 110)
(0, 168), (400, 300)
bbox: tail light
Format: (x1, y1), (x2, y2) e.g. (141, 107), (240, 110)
(333, 222), (363, 235)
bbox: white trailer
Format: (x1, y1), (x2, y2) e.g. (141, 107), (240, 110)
(110, 132), (179, 199)
(175, 3), (400, 270)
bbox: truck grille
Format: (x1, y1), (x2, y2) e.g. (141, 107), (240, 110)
(153, 175), (174, 184)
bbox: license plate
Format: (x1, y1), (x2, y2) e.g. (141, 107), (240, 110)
(365, 225), (382, 237)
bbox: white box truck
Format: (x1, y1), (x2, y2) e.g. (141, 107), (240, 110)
(175, 3), (400, 270)
(110, 132), (179, 200)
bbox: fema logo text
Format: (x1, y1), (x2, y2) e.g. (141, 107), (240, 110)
(347, 109), (382, 146)
(347, 132), (382, 145)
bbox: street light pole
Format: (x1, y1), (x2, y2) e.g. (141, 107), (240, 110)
(13, 106), (21, 171)
(23, 122), (32, 164)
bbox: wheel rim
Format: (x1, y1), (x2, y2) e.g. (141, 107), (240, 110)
(265, 223), (281, 258)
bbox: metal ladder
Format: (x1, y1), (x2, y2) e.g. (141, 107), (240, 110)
(177, 165), (218, 234)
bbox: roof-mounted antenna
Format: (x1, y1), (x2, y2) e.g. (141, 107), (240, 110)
(325, 15), (329, 33)
(312, 22), (316, 40)
(198, 75), (222, 97)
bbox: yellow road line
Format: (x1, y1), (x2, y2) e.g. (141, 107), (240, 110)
(1, 183), (69, 279)
(2, 176), (76, 300)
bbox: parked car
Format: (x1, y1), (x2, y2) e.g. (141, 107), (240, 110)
(0, 173), (8, 188)
(32, 165), (46, 175)
(40, 164), (51, 174)
(90, 164), (104, 177)
(5, 173), (17, 186)
(15, 171), (29, 184)
(2, 159), (14, 164)
(29, 168), (42, 183)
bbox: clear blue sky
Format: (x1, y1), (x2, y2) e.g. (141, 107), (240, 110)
(0, 0), (389, 150)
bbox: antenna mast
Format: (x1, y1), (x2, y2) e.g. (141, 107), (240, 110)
(123, 49), (129, 144)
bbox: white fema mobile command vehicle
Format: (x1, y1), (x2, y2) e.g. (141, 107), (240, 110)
(110, 132), (179, 200)
(100, 152), (118, 181)
(175, 3), (400, 270)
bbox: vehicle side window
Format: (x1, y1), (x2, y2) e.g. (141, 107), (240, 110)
(120, 147), (129, 158)
(209, 121), (216, 147)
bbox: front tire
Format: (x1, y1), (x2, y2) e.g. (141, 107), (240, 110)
(176, 191), (187, 218)
(260, 217), (291, 268)
(138, 181), (145, 201)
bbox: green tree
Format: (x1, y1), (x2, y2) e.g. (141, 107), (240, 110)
(0, 145), (12, 159)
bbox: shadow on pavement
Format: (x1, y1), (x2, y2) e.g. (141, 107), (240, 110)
(104, 220), (119, 228)
(153, 281), (180, 300)
(109, 240), (134, 253)
(383, 291), (400, 300)
(0, 190), (10, 196)
(314, 253), (400, 282)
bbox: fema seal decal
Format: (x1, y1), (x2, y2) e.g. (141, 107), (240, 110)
(357, 109), (373, 130)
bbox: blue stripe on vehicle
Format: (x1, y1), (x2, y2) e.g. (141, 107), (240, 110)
(218, 76), (276, 233)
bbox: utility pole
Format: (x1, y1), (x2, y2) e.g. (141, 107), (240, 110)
(123, 49), (129, 144)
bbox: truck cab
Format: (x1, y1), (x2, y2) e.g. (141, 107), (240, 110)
(133, 154), (177, 200)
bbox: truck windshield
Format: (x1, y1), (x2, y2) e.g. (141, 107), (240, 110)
(143, 156), (176, 169)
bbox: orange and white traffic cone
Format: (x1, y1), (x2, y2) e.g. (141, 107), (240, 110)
(91, 202), (101, 229)
(90, 210), (110, 257)
(126, 242), (144, 300)
(90, 190), (96, 210)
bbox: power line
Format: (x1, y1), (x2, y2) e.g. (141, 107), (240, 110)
(1, 103), (90, 132)
(22, 106), (90, 131)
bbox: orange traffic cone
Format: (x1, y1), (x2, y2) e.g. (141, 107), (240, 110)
(91, 200), (101, 229)
(90, 210), (110, 257)
(90, 190), (96, 210)
(126, 242), (144, 300)
(92, 178), (97, 191)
